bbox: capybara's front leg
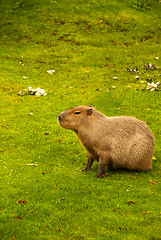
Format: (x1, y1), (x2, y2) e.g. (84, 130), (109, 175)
(97, 155), (109, 178)
(97, 164), (107, 178)
(82, 154), (94, 172)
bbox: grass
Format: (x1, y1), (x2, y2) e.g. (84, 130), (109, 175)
(0, 0), (161, 239)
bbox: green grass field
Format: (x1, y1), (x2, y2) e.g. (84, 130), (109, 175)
(0, 0), (161, 239)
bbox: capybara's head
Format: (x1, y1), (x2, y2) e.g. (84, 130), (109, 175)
(58, 105), (93, 132)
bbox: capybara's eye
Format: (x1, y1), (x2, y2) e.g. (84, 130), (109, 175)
(74, 111), (81, 115)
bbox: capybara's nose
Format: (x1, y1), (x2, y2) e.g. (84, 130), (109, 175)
(58, 114), (61, 121)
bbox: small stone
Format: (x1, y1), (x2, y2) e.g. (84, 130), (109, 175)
(47, 70), (55, 74)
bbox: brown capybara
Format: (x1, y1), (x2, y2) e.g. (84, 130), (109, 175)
(58, 106), (154, 178)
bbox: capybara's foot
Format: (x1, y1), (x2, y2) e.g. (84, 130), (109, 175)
(97, 174), (105, 178)
(81, 168), (88, 172)
(97, 172), (108, 178)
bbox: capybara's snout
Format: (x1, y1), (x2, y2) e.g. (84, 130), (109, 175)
(58, 114), (61, 122)
(58, 113), (63, 126)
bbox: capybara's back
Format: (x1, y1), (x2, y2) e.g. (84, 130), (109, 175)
(58, 106), (155, 177)
(100, 116), (154, 171)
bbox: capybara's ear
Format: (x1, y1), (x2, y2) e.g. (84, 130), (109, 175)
(87, 105), (92, 107)
(87, 108), (93, 115)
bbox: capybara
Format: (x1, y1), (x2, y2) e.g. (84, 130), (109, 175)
(58, 106), (154, 177)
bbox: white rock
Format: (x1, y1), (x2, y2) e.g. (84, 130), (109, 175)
(47, 70), (55, 74)
(35, 92), (41, 96)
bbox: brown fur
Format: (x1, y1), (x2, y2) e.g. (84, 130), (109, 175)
(58, 106), (154, 177)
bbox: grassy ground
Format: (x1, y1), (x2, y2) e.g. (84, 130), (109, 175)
(0, 0), (161, 239)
